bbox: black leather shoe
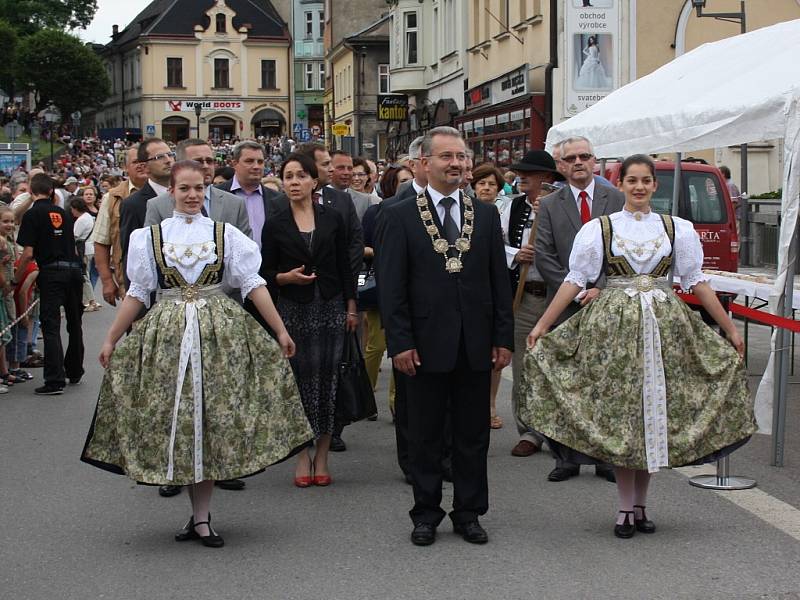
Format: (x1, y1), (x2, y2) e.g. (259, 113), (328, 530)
(367, 414), (378, 421)
(34, 384), (63, 395)
(329, 435), (347, 452)
(214, 479), (245, 491)
(547, 467), (579, 482)
(158, 485), (182, 497)
(175, 516), (196, 541)
(453, 520), (488, 544)
(596, 466), (616, 483)
(634, 505), (656, 533)
(614, 511), (636, 539)
(176, 514), (213, 541)
(411, 523), (436, 546)
(193, 521), (224, 548)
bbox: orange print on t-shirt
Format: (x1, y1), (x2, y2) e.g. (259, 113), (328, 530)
(49, 212), (63, 228)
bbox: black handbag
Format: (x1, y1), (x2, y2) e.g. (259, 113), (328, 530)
(335, 332), (377, 426)
(356, 269), (378, 311)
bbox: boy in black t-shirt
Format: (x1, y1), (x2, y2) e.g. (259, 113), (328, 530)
(16, 173), (84, 395)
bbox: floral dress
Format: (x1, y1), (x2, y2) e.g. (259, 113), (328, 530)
(81, 213), (314, 485)
(519, 210), (756, 472)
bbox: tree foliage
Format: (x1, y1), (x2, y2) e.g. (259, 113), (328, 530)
(0, 0), (98, 35)
(16, 29), (110, 115)
(0, 20), (18, 97)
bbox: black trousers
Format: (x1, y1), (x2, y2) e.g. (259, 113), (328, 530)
(403, 343), (490, 527)
(38, 268), (84, 386)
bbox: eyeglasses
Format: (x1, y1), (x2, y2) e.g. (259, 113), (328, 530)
(146, 151), (176, 162)
(192, 157), (216, 165)
(429, 152), (468, 162)
(561, 153), (594, 163)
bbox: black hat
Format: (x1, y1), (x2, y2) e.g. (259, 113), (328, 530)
(509, 150), (564, 181)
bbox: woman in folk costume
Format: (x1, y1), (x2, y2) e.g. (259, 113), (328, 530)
(521, 154), (755, 538)
(82, 160), (313, 548)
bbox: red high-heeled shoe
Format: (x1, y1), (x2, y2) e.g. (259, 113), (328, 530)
(294, 475), (313, 488)
(312, 474), (332, 486)
(294, 456), (313, 488)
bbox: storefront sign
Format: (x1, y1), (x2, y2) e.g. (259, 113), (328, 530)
(464, 65), (529, 112)
(377, 95), (409, 121)
(564, 1), (620, 115)
(166, 100), (245, 113)
(331, 123), (350, 136)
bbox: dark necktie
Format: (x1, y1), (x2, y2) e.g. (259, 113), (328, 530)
(439, 196), (459, 245)
(201, 206), (208, 217)
(313, 191), (323, 205)
(579, 190), (591, 224)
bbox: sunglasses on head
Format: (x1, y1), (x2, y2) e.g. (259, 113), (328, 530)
(561, 153), (594, 163)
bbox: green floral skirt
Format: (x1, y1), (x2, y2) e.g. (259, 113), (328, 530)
(81, 294), (314, 485)
(519, 289), (756, 470)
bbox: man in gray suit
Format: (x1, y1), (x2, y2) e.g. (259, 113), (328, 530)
(534, 135), (624, 483)
(143, 139), (252, 238)
(329, 150), (371, 221)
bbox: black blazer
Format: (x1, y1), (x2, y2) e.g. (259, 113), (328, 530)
(119, 181), (157, 267)
(378, 190), (514, 373)
(320, 186), (363, 277)
(260, 202), (356, 304)
(215, 179), (287, 225)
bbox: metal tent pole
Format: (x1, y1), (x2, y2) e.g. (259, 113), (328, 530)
(771, 211), (799, 466)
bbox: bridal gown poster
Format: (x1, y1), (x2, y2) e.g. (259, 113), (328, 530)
(565, 0), (620, 116)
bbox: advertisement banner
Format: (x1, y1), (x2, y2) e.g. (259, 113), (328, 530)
(464, 65), (529, 112)
(377, 95), (409, 121)
(165, 100), (245, 113)
(564, 1), (619, 116)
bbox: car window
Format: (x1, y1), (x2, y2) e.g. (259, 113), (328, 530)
(651, 174), (675, 216)
(685, 173), (725, 224)
(650, 171), (726, 224)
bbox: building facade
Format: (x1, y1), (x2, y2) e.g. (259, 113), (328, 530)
(292, 0), (326, 141)
(386, 0), (470, 159)
(322, 0), (390, 158)
(92, 0), (292, 143)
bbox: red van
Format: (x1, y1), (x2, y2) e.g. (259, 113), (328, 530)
(605, 160), (739, 272)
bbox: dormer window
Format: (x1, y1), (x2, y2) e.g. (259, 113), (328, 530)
(216, 13), (226, 33)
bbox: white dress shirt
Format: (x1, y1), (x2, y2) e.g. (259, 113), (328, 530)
(149, 179), (169, 197)
(426, 185), (461, 229)
(499, 196), (543, 282)
(569, 178), (596, 214)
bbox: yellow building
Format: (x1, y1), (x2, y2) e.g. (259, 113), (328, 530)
(92, 0), (293, 142)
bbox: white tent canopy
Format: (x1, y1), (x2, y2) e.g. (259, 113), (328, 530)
(547, 19), (800, 455)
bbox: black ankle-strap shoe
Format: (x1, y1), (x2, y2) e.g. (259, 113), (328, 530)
(633, 505), (656, 533)
(614, 511), (636, 539)
(193, 521), (224, 548)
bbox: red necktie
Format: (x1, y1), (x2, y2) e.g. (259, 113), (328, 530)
(579, 191), (591, 224)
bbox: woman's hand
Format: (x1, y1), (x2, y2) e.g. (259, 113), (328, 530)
(527, 324), (546, 350)
(278, 331), (296, 358)
(280, 266), (317, 286)
(98, 340), (115, 368)
(727, 328), (745, 359)
(346, 312), (359, 332)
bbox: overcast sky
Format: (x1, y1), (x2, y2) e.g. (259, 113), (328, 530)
(78, 0), (152, 44)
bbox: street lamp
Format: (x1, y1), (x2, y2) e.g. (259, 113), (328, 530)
(43, 106), (59, 171)
(195, 103), (203, 139)
(692, 1), (750, 264)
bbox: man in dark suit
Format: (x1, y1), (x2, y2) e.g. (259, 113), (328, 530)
(215, 140), (285, 247)
(534, 135), (625, 482)
(297, 142), (364, 453)
(118, 138), (174, 275)
(380, 127), (513, 546)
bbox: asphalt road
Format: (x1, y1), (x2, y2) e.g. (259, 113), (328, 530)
(1, 304), (799, 600)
